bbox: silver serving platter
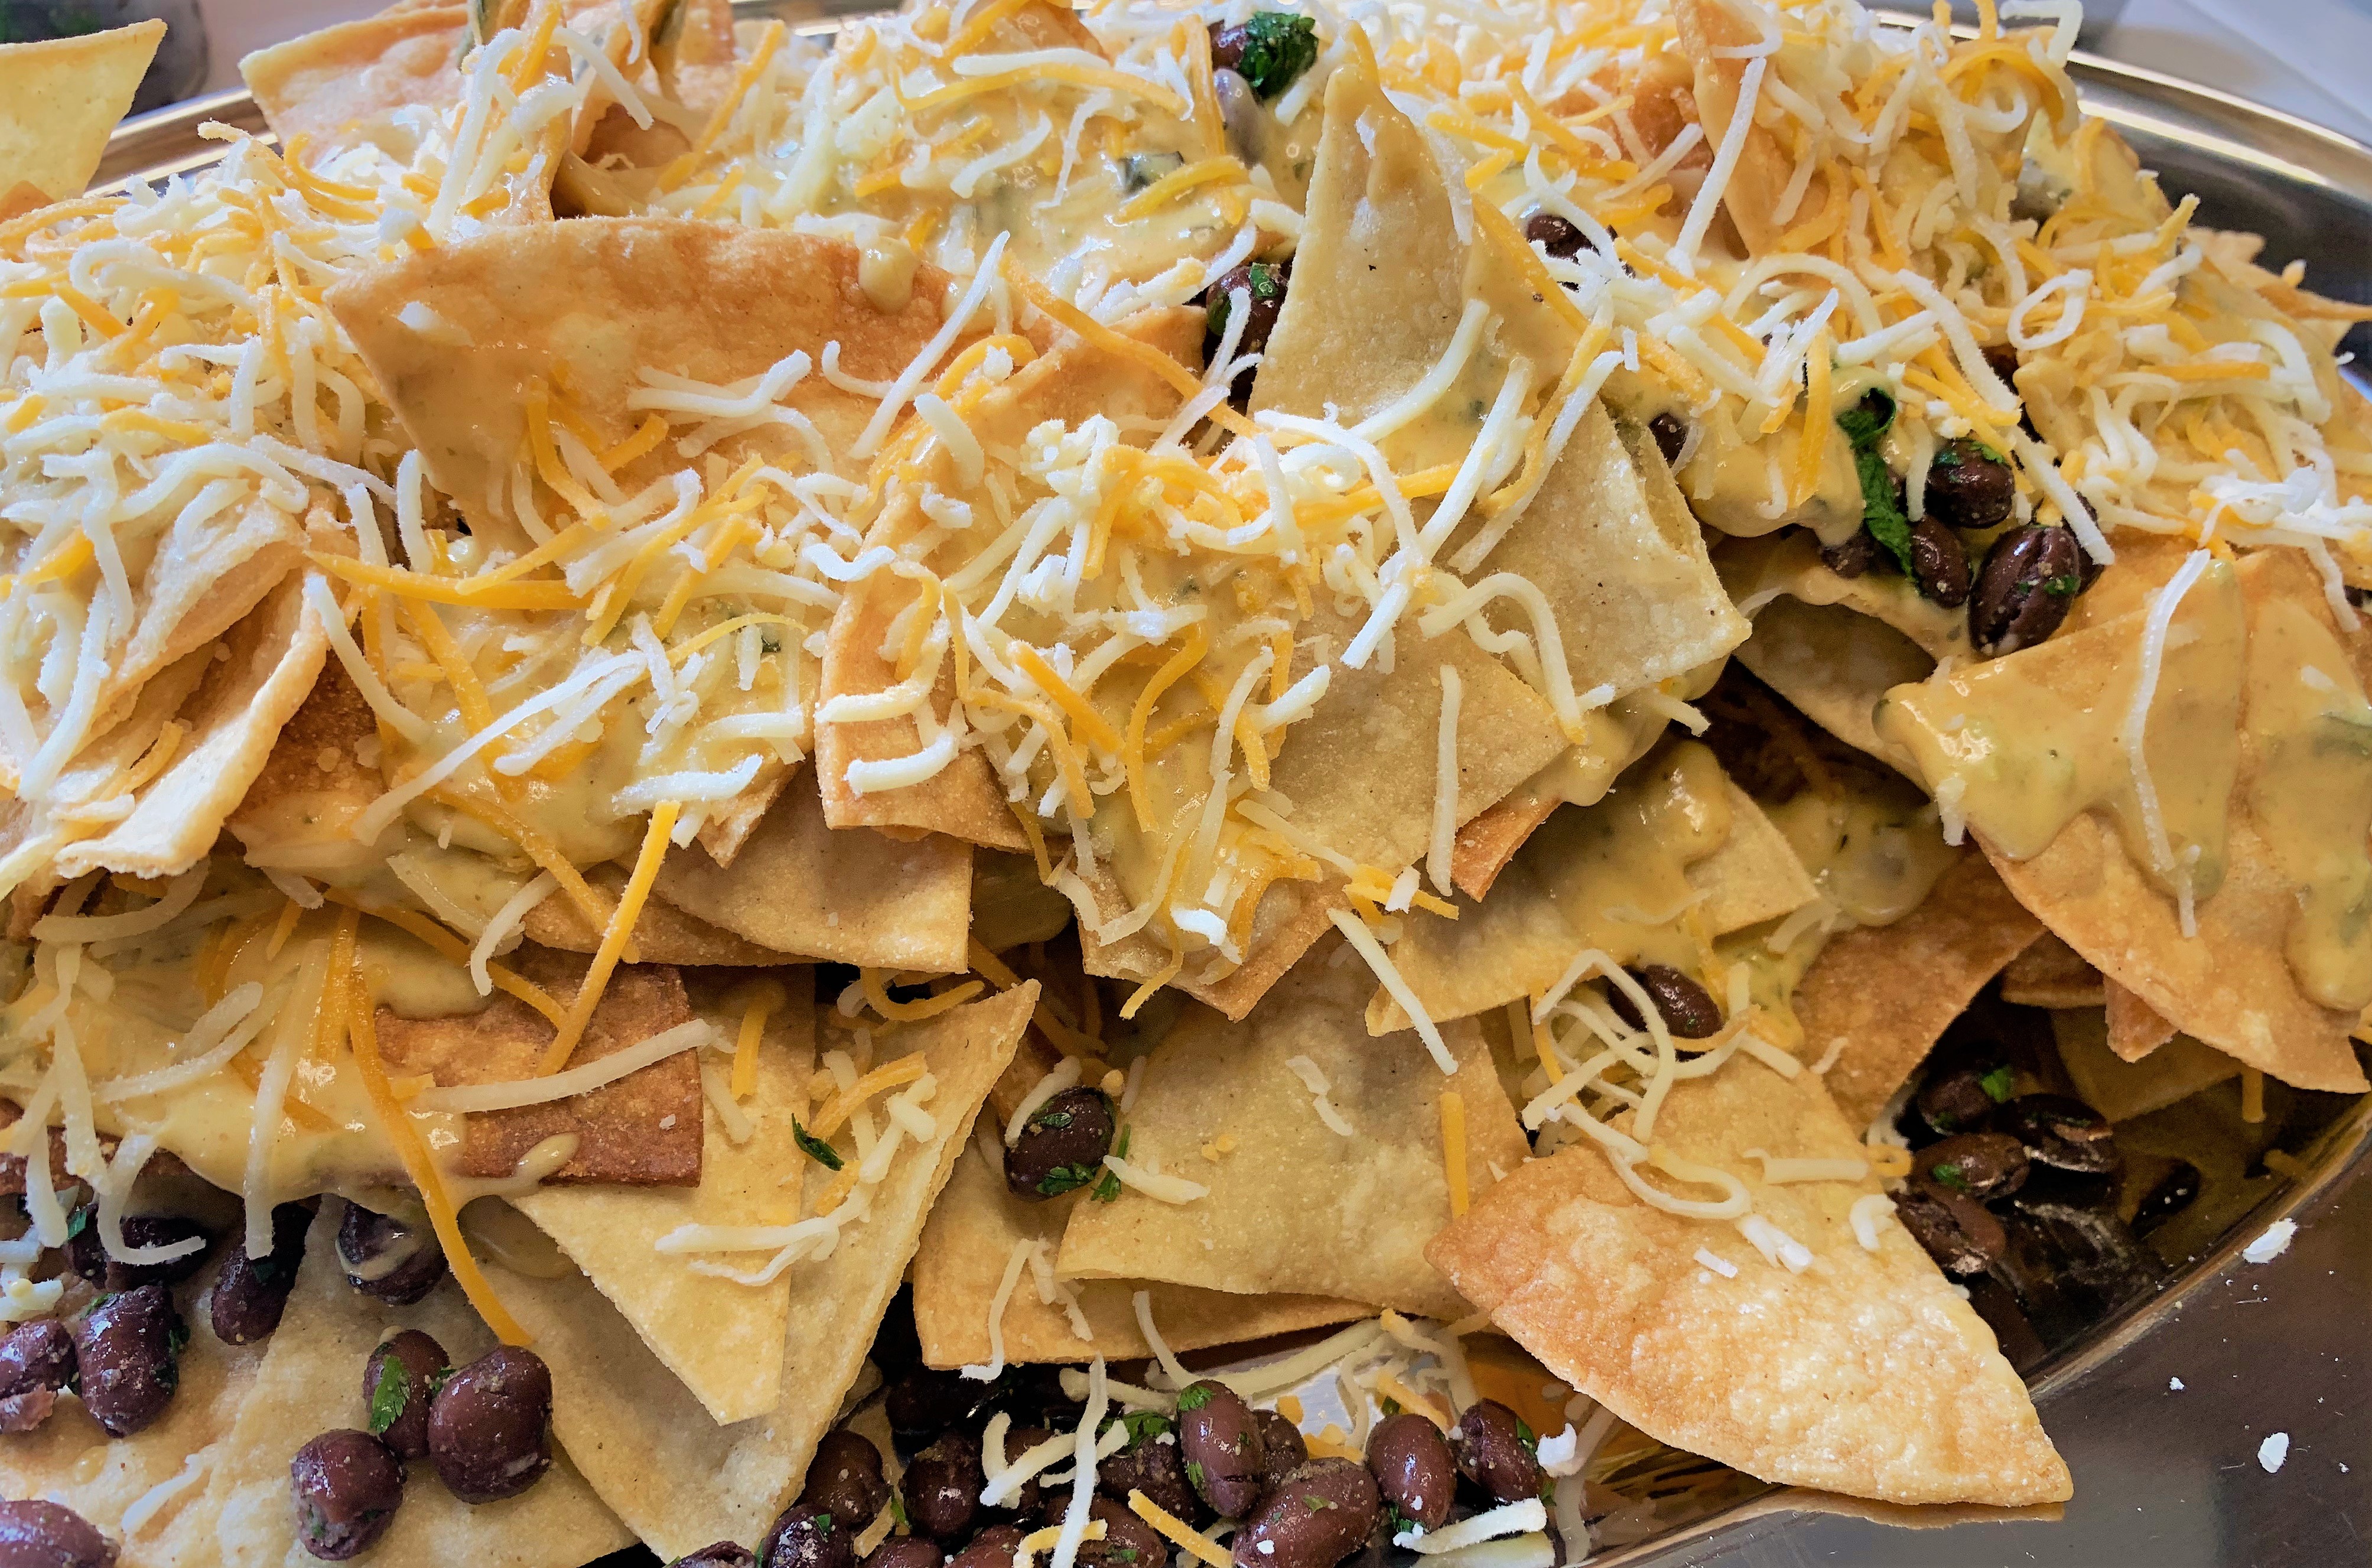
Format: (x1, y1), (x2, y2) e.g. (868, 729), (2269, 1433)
(90, 12), (2372, 1565)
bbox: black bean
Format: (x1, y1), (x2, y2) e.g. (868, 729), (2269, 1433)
(212, 1200), (315, 1346)
(763, 1504), (856, 1568)
(1969, 524), (2083, 656)
(1647, 411), (1690, 469)
(1177, 1380), (1266, 1518)
(995, 1424), (1056, 1517)
(671, 1546), (759, 1568)
(1906, 517), (1971, 607)
(1912, 1133), (2029, 1202)
(803, 1429), (890, 1526)
(70, 1284), (182, 1438)
(887, 1364), (985, 1442)
(1205, 263), (1290, 363)
(1230, 1459), (1379, 1568)
(1894, 1183), (2006, 1274)
(0, 1499), (118, 1568)
(1916, 1060), (2013, 1137)
(1213, 69), (1267, 165)
(1923, 437), (2015, 532)
(363, 1329), (448, 1462)
(1602, 966), (1723, 1040)
(904, 1432), (983, 1541)
(291, 1430), (405, 1562)
(337, 1203), (446, 1306)
(1982, 343), (2022, 392)
(0, 1318), (73, 1434)
(2131, 1160), (2203, 1237)
(1524, 212), (1584, 261)
(1005, 1088), (1117, 1202)
(946, 1524), (1025, 1568)
(1073, 1495), (1163, 1568)
(864, 1539), (944, 1568)
(65, 1210), (211, 1293)
(427, 1346), (552, 1504)
(1993, 1095), (2120, 1175)
(1365, 1412), (1454, 1530)
(1450, 1401), (1540, 1506)
(1818, 527), (1885, 578)
(1098, 1423), (1200, 1524)
(986, 1365), (1082, 1432)
(1254, 1410), (1307, 1488)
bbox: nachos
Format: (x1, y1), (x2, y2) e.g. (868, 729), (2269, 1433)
(0, 0), (2363, 1562)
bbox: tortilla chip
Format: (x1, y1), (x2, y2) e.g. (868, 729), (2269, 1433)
(815, 311), (1204, 853)
(656, 766), (974, 972)
(57, 572), (331, 880)
(915, 1141), (1366, 1368)
(2104, 979), (2179, 1062)
(1720, 530), (1968, 662)
(1449, 700), (1670, 900)
(2051, 1007), (2238, 1124)
(0, 1266), (262, 1560)
(1426, 1062), (2071, 1507)
(241, 9), (470, 154)
(524, 862), (795, 966)
(328, 220), (960, 550)
(490, 983), (1034, 1558)
(515, 969), (815, 1424)
(1076, 877), (1338, 1024)
(1801, 853), (2044, 1130)
(1733, 596), (1928, 772)
(1998, 933), (2105, 1010)
(1371, 745), (1813, 1034)
(375, 951), (703, 1185)
(1057, 942), (1528, 1318)
(196, 1206), (633, 1568)
(0, 21), (164, 204)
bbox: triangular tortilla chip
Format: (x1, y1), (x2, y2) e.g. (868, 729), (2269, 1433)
(1076, 877), (1338, 1024)
(1800, 851), (2044, 1130)
(0, 1257), (263, 1559)
(1426, 1060), (2071, 1507)
(56, 570), (330, 880)
(915, 1141), (1366, 1368)
(2051, 1007), (2238, 1123)
(1998, 933), (2104, 1010)
(242, 9), (472, 156)
(1450, 698), (1668, 900)
(516, 970), (816, 1424)
(524, 862), (795, 966)
(2104, 978), (2179, 1062)
(656, 765), (974, 972)
(195, 1206), (634, 1568)
(0, 21), (164, 204)
(328, 219), (961, 551)
(1719, 530), (1968, 662)
(375, 952), (702, 1185)
(492, 983), (1034, 1559)
(1056, 942), (1528, 1318)
(1882, 550), (2369, 1093)
(1733, 594), (1929, 772)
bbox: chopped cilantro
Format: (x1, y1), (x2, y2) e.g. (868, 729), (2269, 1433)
(64, 1207), (88, 1240)
(1175, 1384), (1215, 1412)
(367, 1358), (411, 1436)
(1930, 1162), (1970, 1193)
(1836, 389), (1915, 575)
(1089, 1169), (1122, 1203)
(1036, 1163), (1099, 1197)
(793, 1118), (845, 1172)
(1382, 1506), (1415, 1538)
(426, 1365), (457, 1401)
(1206, 261), (1288, 341)
(889, 1496), (909, 1529)
(1514, 1417), (1537, 1455)
(814, 1513), (834, 1534)
(2041, 574), (2081, 598)
(1978, 1065), (2016, 1103)
(1030, 1110), (1075, 1131)
(1122, 151), (1185, 193)
(1225, 12), (1319, 99)
(1378, 1396), (1403, 1418)
(1303, 1494), (1336, 1511)
(1185, 1460), (1208, 1492)
(1117, 1410), (1174, 1445)
(1111, 1551), (1138, 1563)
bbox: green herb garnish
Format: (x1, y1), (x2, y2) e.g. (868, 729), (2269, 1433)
(1037, 1164), (1101, 1198)
(793, 1118), (845, 1172)
(1175, 1384), (1215, 1412)
(1977, 1065), (2016, 1103)
(1836, 389), (1914, 575)
(1207, 261), (1289, 342)
(367, 1359), (411, 1436)
(1930, 1162), (1970, 1193)
(1226, 12), (1319, 99)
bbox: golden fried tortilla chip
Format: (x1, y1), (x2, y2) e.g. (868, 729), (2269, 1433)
(2105, 978), (2179, 1062)
(2051, 1007), (2238, 1123)
(0, 21), (164, 205)
(242, 9), (471, 154)
(916, 1141), (1365, 1368)
(1800, 853), (2044, 1130)
(197, 1206), (634, 1568)
(1427, 1062), (2071, 1508)
(1719, 529), (1968, 661)
(655, 767), (973, 972)
(0, 1264), (261, 1559)
(375, 951), (702, 1185)
(491, 983), (1034, 1558)
(56, 571), (330, 881)
(1998, 932), (2104, 1010)
(328, 220), (959, 550)
(516, 970), (815, 1424)
(1057, 942), (1528, 1317)
(1733, 595), (1928, 772)
(1450, 698), (1668, 900)
(524, 862), (795, 967)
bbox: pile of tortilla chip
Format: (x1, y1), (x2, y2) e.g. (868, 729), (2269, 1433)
(0, 0), (2367, 1564)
